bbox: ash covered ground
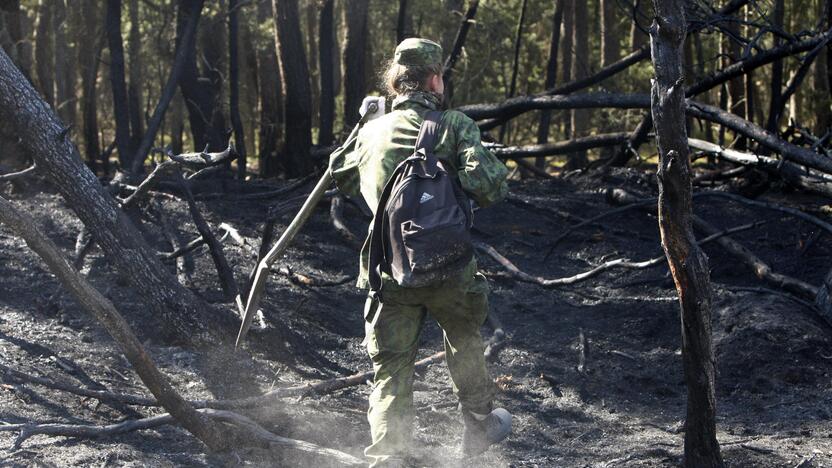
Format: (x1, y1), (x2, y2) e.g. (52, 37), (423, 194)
(1, 168), (831, 467)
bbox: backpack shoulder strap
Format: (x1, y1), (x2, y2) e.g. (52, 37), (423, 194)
(367, 110), (444, 295)
(415, 110), (443, 154)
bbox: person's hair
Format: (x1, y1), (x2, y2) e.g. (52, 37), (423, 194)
(381, 60), (443, 97)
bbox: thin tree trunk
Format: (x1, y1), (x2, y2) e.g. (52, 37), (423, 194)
(256, 0), (281, 177)
(649, 1), (722, 465)
(305, 1), (320, 137)
(179, 0), (226, 152)
(568, 0), (589, 169)
(600, 0), (620, 68)
(397, 0), (412, 43)
(34, 0), (53, 107)
(53, 0), (74, 128)
(229, 0), (247, 179)
(79, 0), (102, 172)
(442, 0), (479, 104)
(499, 0), (528, 144)
(630, 0), (650, 50)
(536, 0), (565, 169)
(127, 0), (143, 154)
(318, 0), (336, 147)
(766, 0), (785, 133)
(0, 1), (31, 78)
(130, 0), (202, 175)
(106, 0), (132, 169)
(0, 46), (234, 343)
(273, 0), (313, 177)
(343, 0), (369, 129)
(560, 0), (574, 140)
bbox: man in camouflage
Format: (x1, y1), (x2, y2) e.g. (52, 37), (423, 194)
(329, 38), (511, 467)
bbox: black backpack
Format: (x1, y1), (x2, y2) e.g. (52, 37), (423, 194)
(368, 111), (474, 295)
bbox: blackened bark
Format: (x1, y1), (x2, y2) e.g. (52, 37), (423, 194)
(318, 0), (336, 147)
(649, 1), (722, 465)
(272, 0), (313, 177)
(53, 0), (74, 128)
(106, 0), (132, 169)
(256, 0), (281, 177)
(228, 0), (247, 179)
(442, 0), (479, 104)
(127, 0), (143, 153)
(766, 0), (785, 133)
(34, 0), (53, 106)
(499, 0), (528, 143)
(79, 0), (102, 172)
(130, 0), (203, 175)
(179, 1), (226, 152)
(568, 0), (589, 169)
(600, 0), (620, 68)
(343, 0), (369, 129)
(396, 0), (412, 43)
(0, 47), (233, 343)
(536, 0), (564, 169)
(560, 0), (574, 139)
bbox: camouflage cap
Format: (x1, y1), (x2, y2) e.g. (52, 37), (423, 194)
(393, 38), (443, 67)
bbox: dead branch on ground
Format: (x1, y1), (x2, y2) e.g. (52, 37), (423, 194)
(478, 222), (759, 288)
(0, 162), (37, 182)
(177, 168), (240, 302)
(0, 408), (363, 465)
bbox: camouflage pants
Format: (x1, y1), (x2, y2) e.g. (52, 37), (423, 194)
(363, 265), (496, 467)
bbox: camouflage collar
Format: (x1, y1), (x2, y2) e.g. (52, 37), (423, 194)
(392, 91), (442, 111)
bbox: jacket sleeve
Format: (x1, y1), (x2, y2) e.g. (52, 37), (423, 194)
(451, 111), (509, 207)
(327, 136), (362, 198)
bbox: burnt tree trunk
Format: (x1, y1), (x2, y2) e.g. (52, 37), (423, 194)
(272, 0), (313, 177)
(228, 0), (247, 179)
(127, 0), (143, 154)
(766, 0), (785, 133)
(106, 0), (132, 169)
(343, 0), (369, 129)
(499, 0), (528, 144)
(34, 0), (53, 106)
(1, 0), (31, 78)
(396, 0), (413, 43)
(536, 0), (564, 169)
(649, 1), (723, 466)
(560, 0), (574, 140)
(0, 47), (233, 344)
(179, 0), (226, 152)
(318, 0), (336, 147)
(567, 0), (589, 169)
(130, 0), (203, 175)
(442, 0), (479, 104)
(53, 0), (75, 128)
(79, 0), (102, 172)
(256, 0), (282, 177)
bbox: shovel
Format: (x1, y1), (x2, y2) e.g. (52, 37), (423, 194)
(235, 97), (385, 348)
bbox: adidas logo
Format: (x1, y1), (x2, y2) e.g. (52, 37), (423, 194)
(419, 192), (434, 204)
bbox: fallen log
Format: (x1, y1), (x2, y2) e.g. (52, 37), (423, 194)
(691, 216), (818, 301)
(687, 138), (832, 198)
(487, 133), (629, 159)
(0, 194), (228, 450)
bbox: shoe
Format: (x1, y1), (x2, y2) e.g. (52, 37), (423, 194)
(461, 407), (512, 456)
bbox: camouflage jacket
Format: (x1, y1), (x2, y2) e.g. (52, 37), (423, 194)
(328, 91), (509, 289)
